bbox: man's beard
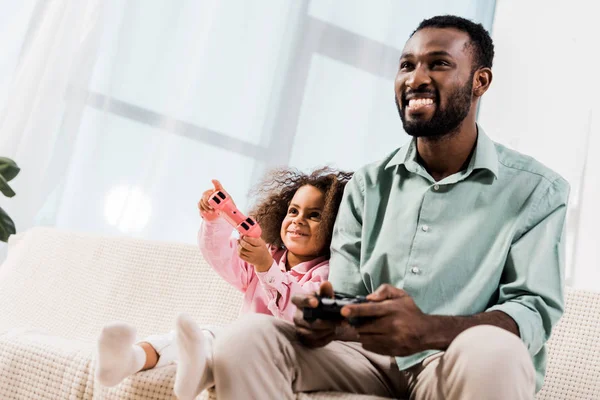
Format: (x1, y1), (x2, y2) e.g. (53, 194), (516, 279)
(397, 81), (473, 139)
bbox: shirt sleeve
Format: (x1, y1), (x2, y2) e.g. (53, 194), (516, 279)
(197, 218), (253, 292)
(327, 172), (369, 295)
(255, 262), (330, 322)
(487, 177), (570, 357)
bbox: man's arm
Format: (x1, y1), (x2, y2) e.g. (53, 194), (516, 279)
(484, 178), (569, 356)
(417, 311), (518, 350)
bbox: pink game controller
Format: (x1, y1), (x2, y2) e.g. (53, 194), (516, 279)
(207, 189), (262, 238)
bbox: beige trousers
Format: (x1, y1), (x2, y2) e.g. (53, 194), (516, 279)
(210, 314), (536, 400)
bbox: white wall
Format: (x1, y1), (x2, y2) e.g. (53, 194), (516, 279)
(479, 0), (600, 289)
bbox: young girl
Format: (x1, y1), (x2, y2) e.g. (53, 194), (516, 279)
(95, 166), (353, 399)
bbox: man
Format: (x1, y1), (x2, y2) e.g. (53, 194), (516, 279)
(211, 15), (569, 400)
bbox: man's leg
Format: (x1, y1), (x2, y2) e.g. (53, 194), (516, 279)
(408, 325), (536, 400)
(212, 314), (406, 400)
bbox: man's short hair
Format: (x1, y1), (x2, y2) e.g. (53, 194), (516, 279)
(411, 15), (495, 70)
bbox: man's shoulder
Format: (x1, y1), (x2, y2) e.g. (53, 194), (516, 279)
(493, 141), (569, 189)
(353, 148), (402, 185)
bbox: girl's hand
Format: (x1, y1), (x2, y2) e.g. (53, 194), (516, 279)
(198, 179), (231, 219)
(238, 235), (273, 272)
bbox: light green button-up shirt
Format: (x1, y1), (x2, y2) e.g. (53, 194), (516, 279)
(328, 127), (570, 392)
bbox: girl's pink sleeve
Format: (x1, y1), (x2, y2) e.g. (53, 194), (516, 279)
(255, 262), (330, 322)
(197, 218), (253, 292)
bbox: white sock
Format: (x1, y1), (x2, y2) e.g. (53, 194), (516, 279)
(95, 322), (146, 387)
(174, 314), (214, 400)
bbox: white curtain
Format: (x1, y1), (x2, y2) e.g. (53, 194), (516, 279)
(478, 0), (600, 290)
(0, 0), (104, 260)
(0, 0), (496, 251)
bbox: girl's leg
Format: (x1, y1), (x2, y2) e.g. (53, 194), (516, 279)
(141, 330), (177, 368)
(95, 323), (177, 387)
(174, 314), (220, 400)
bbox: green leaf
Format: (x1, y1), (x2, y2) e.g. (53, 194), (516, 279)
(0, 206), (15, 242)
(0, 174), (15, 198)
(0, 157), (20, 182)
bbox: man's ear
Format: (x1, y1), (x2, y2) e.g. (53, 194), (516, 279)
(473, 68), (492, 97)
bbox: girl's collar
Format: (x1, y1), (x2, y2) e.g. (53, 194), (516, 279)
(280, 249), (328, 272)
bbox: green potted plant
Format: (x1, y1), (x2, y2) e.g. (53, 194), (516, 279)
(0, 157), (20, 242)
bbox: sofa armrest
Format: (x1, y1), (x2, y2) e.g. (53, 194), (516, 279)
(0, 330), (93, 399)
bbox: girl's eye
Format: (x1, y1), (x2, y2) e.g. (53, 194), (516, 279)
(310, 212), (321, 219)
(288, 208), (298, 215)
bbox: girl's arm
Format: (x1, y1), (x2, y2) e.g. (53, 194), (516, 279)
(197, 218), (254, 292)
(255, 261), (330, 322)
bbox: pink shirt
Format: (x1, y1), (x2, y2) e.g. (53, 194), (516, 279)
(197, 218), (330, 322)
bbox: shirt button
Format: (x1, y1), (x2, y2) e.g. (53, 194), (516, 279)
(433, 184), (440, 191)
(422, 225), (429, 232)
(267, 276), (275, 283)
(411, 267), (421, 274)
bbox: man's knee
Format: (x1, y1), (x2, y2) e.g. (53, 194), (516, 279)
(428, 325), (536, 399)
(447, 325), (535, 378)
(213, 313), (295, 363)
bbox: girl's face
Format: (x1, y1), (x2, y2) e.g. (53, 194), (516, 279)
(280, 185), (327, 264)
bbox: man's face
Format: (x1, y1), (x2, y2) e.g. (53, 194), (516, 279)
(395, 28), (476, 138)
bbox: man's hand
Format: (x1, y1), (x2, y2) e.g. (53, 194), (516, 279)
(238, 236), (273, 272)
(292, 282), (359, 348)
(341, 284), (430, 356)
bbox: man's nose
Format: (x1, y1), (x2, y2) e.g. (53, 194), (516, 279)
(405, 65), (431, 90)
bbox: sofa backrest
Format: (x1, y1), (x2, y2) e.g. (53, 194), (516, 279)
(0, 227), (243, 342)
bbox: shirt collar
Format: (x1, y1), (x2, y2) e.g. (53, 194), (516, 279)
(385, 125), (498, 179)
(467, 126), (499, 178)
(278, 249), (328, 273)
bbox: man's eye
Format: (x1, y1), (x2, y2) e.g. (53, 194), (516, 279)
(432, 60), (449, 67)
(400, 61), (413, 70)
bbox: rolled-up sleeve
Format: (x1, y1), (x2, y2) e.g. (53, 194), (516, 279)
(487, 178), (570, 356)
(328, 172), (369, 296)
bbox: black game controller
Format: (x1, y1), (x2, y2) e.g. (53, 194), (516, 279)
(302, 292), (371, 326)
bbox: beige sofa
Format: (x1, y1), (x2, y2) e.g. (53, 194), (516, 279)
(0, 227), (598, 399)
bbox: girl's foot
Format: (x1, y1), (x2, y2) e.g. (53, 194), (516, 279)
(95, 322), (146, 386)
(174, 314), (214, 400)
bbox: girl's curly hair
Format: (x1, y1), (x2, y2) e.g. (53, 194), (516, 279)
(249, 166), (354, 256)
